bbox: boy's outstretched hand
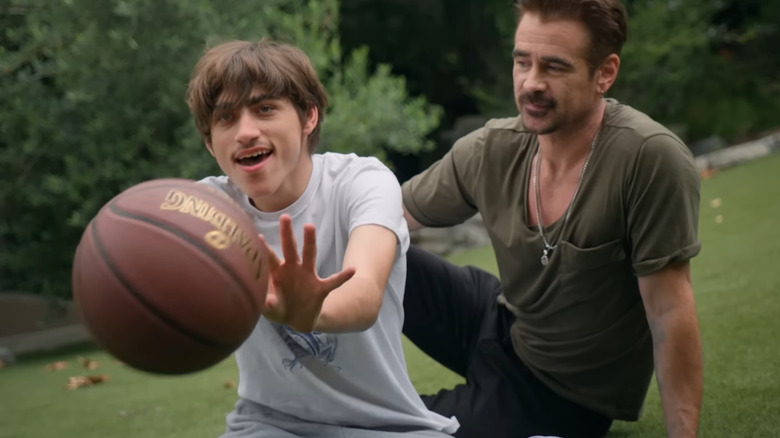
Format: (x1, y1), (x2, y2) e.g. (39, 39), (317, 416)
(259, 214), (355, 332)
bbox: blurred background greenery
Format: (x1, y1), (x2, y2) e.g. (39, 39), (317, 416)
(1, 0), (779, 300)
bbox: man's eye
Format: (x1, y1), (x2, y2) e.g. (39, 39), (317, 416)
(257, 105), (274, 113)
(515, 59), (530, 69)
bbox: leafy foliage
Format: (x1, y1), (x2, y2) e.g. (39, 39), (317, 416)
(0, 0), (441, 298)
(340, 0), (780, 143)
(613, 0), (780, 141)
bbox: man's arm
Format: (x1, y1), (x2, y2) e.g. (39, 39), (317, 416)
(638, 261), (702, 438)
(403, 204), (424, 232)
(315, 224), (397, 333)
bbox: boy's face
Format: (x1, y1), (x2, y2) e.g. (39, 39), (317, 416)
(207, 88), (317, 212)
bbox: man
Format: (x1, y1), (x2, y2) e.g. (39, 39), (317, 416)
(401, 1), (702, 437)
(186, 39), (459, 438)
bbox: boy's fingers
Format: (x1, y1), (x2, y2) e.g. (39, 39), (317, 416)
(302, 224), (317, 270)
(321, 267), (356, 295)
(279, 214), (300, 264)
(259, 235), (281, 271)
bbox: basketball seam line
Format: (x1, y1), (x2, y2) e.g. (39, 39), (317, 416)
(92, 208), (237, 351)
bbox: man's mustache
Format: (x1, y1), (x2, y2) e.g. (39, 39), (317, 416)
(519, 93), (556, 108)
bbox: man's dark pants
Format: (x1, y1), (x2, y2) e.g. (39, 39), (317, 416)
(402, 245), (613, 438)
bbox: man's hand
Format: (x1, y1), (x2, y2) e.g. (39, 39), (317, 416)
(260, 214), (355, 332)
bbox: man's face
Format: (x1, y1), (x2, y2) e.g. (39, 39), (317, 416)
(512, 12), (601, 135)
(207, 88), (317, 211)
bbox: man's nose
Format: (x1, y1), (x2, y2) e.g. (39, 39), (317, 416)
(523, 66), (548, 93)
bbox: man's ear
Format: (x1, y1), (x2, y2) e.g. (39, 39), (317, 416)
(303, 106), (318, 136)
(596, 54), (620, 95)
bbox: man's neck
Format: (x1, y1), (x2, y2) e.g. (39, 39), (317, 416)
(538, 100), (606, 173)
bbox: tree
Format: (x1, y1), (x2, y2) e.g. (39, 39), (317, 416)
(0, 0), (441, 299)
(613, 0), (780, 142)
(341, 0), (780, 144)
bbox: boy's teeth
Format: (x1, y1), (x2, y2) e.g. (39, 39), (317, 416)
(240, 150), (270, 160)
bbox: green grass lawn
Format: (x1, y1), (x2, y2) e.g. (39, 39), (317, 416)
(2, 153), (779, 437)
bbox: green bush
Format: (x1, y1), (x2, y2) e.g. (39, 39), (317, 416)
(0, 0), (441, 298)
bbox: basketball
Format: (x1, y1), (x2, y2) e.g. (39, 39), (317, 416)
(71, 178), (268, 375)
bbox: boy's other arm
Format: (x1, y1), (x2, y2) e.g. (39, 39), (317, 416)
(315, 224), (398, 333)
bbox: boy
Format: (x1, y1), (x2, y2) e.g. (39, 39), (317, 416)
(186, 39), (459, 438)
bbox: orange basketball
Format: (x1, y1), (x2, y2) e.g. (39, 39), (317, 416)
(71, 178), (267, 374)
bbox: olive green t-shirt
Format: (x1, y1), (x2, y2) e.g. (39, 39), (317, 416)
(401, 99), (701, 421)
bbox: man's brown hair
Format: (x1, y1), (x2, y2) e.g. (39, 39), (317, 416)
(515, 0), (628, 74)
(186, 39), (329, 152)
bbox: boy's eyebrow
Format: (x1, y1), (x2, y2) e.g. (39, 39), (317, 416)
(246, 93), (280, 105)
(214, 93), (280, 112)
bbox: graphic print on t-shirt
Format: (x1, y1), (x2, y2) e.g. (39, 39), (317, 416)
(274, 324), (339, 370)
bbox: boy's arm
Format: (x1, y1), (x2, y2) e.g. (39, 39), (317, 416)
(259, 215), (396, 333)
(315, 224), (397, 333)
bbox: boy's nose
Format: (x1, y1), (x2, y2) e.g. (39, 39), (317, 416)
(234, 110), (261, 144)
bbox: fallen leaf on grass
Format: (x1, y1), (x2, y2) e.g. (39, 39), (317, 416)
(78, 356), (100, 370)
(46, 361), (69, 371)
(223, 379), (236, 389)
(64, 374), (110, 390)
(700, 168), (718, 180)
(715, 215), (724, 224)
(710, 198), (722, 208)
(118, 408), (149, 418)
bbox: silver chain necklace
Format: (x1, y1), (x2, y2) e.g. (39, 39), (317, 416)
(533, 128), (601, 266)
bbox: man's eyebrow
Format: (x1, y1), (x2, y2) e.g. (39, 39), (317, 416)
(541, 56), (574, 69)
(512, 50), (575, 69)
(512, 49), (529, 58)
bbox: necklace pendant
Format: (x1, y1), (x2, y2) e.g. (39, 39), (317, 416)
(541, 250), (549, 266)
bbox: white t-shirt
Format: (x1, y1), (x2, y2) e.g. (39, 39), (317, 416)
(199, 153), (459, 434)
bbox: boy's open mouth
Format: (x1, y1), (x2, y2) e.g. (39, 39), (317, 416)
(237, 150), (272, 166)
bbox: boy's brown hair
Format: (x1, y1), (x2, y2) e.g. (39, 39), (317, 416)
(186, 39), (329, 152)
(515, 0), (628, 74)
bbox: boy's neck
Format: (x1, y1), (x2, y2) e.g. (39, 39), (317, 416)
(250, 154), (314, 213)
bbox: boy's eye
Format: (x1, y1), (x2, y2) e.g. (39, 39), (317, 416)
(257, 105), (274, 113)
(214, 111), (235, 123)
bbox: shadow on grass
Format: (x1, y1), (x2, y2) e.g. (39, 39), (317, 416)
(14, 341), (100, 365)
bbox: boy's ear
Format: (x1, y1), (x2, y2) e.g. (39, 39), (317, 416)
(205, 140), (215, 157)
(303, 106), (318, 136)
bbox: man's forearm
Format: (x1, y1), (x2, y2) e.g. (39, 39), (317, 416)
(403, 205), (424, 231)
(650, 307), (703, 438)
